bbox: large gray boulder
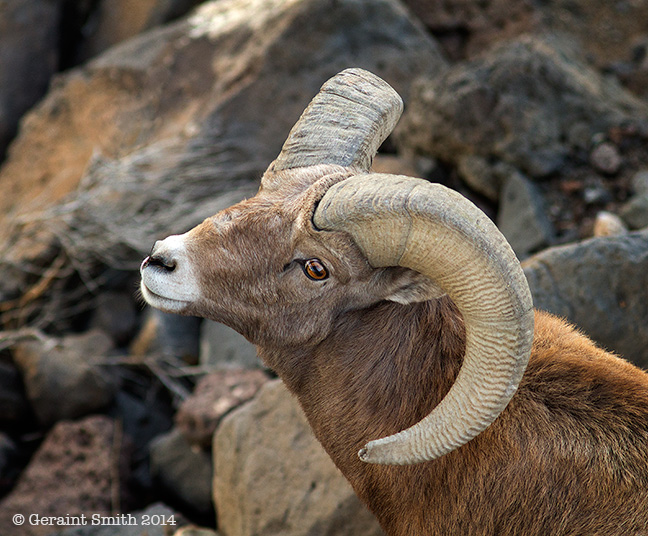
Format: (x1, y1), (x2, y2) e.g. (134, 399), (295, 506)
(523, 229), (648, 369)
(396, 35), (648, 179)
(213, 380), (384, 536)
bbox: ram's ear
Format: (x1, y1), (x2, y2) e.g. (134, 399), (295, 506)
(381, 267), (447, 305)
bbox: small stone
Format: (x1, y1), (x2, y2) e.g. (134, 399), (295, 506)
(593, 211), (628, 237)
(590, 142), (622, 175)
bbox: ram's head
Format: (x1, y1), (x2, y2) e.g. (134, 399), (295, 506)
(141, 68), (534, 465)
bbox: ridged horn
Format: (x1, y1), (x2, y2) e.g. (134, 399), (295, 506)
(271, 68), (403, 172)
(313, 174), (534, 465)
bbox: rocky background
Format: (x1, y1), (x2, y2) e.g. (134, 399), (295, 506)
(0, 0), (647, 534)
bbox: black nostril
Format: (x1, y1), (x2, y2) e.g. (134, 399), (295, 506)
(147, 254), (177, 272)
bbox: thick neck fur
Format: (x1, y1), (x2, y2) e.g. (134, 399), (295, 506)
(258, 296), (466, 531)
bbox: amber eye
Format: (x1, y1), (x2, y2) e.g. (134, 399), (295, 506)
(303, 259), (328, 281)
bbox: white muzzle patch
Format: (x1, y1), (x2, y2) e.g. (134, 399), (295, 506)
(140, 233), (201, 313)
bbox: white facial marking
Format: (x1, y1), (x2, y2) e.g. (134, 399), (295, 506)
(140, 233), (202, 313)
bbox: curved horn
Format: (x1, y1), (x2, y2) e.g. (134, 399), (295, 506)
(271, 68), (403, 172)
(313, 174), (534, 465)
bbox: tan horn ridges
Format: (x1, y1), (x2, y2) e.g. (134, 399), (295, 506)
(272, 68), (403, 172)
(313, 174), (534, 465)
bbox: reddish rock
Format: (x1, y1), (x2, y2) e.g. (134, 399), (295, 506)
(0, 415), (127, 535)
(176, 369), (269, 448)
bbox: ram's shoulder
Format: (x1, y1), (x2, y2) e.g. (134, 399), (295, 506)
(522, 309), (648, 409)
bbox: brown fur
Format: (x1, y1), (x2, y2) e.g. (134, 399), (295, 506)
(260, 301), (648, 535)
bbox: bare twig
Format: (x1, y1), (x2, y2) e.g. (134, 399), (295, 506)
(0, 327), (55, 352)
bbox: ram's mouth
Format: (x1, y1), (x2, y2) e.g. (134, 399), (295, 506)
(139, 281), (191, 313)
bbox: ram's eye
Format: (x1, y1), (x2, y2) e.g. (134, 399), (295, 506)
(303, 259), (328, 281)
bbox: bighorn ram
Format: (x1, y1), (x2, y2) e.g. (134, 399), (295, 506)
(141, 69), (648, 534)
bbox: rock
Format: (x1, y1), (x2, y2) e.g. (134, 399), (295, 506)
(497, 171), (554, 258)
(173, 528), (220, 536)
(0, 0), (446, 318)
(590, 142), (622, 175)
(12, 330), (117, 426)
(371, 154), (423, 178)
(0, 358), (30, 425)
(631, 170), (648, 196)
(175, 369), (269, 448)
(0, 0), (60, 159)
(53, 503), (187, 536)
(456, 155), (507, 201)
(200, 321), (259, 370)
(78, 0), (203, 61)
(402, 0), (534, 60)
(155, 311), (203, 364)
(396, 36), (648, 179)
(109, 390), (174, 462)
(149, 429), (214, 518)
(593, 211), (628, 237)
(401, 0), (648, 69)
(131, 309), (203, 363)
(620, 194), (648, 230)
(90, 291), (140, 347)
(214, 380), (384, 536)
(0, 416), (126, 535)
(0, 432), (19, 495)
(522, 229), (648, 369)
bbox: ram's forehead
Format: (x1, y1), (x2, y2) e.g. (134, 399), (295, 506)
(185, 194), (300, 263)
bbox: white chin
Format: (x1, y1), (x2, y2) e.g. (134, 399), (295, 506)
(140, 282), (191, 313)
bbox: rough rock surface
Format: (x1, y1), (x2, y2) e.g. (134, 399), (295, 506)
(523, 229), (648, 368)
(176, 369), (269, 448)
(396, 36), (648, 178)
(12, 330), (117, 426)
(0, 416), (124, 535)
(213, 380), (384, 536)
